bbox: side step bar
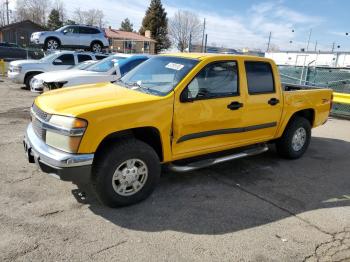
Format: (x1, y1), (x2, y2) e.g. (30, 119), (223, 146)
(168, 144), (269, 173)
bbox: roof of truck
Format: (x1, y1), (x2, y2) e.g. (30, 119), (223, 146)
(162, 52), (271, 61)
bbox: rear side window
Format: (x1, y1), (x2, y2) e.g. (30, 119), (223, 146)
(245, 61), (274, 94)
(80, 27), (100, 34)
(95, 55), (108, 60)
(56, 54), (75, 65)
(78, 54), (93, 63)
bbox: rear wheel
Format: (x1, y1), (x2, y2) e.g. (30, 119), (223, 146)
(275, 116), (311, 159)
(44, 38), (60, 51)
(92, 139), (160, 207)
(90, 41), (103, 53)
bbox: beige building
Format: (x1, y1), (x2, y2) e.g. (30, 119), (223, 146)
(105, 27), (156, 54)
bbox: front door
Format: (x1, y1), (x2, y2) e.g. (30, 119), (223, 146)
(172, 60), (246, 157)
(61, 26), (80, 47)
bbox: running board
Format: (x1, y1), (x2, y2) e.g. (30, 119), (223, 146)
(168, 144), (269, 173)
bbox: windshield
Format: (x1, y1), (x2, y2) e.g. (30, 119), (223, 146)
(55, 26), (67, 32)
(119, 56), (199, 96)
(87, 56), (126, 72)
(39, 53), (59, 62)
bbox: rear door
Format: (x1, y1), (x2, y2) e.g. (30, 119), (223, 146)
(241, 60), (283, 141)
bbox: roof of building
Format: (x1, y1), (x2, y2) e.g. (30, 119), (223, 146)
(0, 20), (45, 31)
(104, 28), (156, 43)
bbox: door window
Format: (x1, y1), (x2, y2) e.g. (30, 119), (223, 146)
(78, 54), (93, 63)
(54, 54), (75, 65)
(79, 27), (100, 34)
(245, 61), (275, 94)
(63, 26), (79, 34)
(184, 61), (239, 100)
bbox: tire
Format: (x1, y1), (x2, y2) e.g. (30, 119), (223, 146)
(275, 116), (311, 159)
(90, 41), (103, 53)
(24, 73), (37, 90)
(44, 38), (60, 51)
(92, 139), (161, 207)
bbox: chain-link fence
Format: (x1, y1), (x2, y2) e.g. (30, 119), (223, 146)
(279, 65), (350, 118)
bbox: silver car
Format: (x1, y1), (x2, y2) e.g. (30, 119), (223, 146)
(30, 25), (109, 52)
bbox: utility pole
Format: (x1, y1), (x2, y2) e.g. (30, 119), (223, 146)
(332, 42), (335, 53)
(204, 34), (208, 53)
(5, 0), (10, 25)
(314, 41), (318, 52)
(266, 32), (271, 52)
(201, 18), (206, 53)
(306, 29), (312, 51)
(188, 33), (192, 53)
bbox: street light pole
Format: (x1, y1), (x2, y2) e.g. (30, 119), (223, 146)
(266, 32), (271, 52)
(306, 29), (312, 51)
(5, 0), (10, 25)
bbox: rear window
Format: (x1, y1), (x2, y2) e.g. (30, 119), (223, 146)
(245, 61), (275, 94)
(80, 27), (100, 34)
(78, 54), (93, 63)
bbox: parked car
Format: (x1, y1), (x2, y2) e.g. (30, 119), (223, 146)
(0, 42), (44, 61)
(31, 55), (150, 92)
(30, 60), (98, 92)
(30, 25), (109, 52)
(23, 54), (333, 207)
(8, 51), (108, 89)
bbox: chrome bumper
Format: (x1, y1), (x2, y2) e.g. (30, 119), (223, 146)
(24, 123), (94, 180)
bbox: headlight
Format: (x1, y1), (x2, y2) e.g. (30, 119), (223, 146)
(45, 115), (88, 153)
(12, 66), (22, 73)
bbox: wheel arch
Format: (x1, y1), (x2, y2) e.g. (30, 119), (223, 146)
(93, 127), (164, 165)
(24, 71), (43, 83)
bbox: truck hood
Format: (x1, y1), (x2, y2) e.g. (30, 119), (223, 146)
(35, 82), (160, 116)
(10, 60), (41, 66)
(35, 70), (105, 82)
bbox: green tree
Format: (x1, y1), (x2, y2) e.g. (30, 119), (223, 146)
(64, 19), (76, 26)
(139, 0), (171, 53)
(120, 18), (134, 32)
(47, 9), (63, 30)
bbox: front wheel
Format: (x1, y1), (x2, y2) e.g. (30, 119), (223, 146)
(92, 139), (161, 207)
(275, 116), (311, 159)
(44, 38), (60, 51)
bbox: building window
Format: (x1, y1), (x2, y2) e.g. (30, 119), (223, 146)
(144, 42), (150, 53)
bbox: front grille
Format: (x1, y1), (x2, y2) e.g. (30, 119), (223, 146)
(31, 104), (50, 141)
(32, 117), (46, 141)
(32, 104), (50, 121)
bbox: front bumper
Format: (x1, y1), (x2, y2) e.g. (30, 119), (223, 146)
(8, 71), (23, 84)
(24, 123), (94, 181)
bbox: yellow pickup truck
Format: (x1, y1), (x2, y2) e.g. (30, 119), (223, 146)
(24, 53), (333, 207)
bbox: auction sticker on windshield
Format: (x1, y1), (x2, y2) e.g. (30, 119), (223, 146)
(165, 63), (184, 71)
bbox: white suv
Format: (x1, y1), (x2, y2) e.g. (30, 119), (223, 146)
(30, 25), (109, 52)
(8, 51), (108, 88)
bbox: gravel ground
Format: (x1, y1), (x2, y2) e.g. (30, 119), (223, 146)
(0, 76), (349, 262)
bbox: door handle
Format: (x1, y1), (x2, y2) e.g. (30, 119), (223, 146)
(268, 98), (280, 106)
(227, 101), (243, 110)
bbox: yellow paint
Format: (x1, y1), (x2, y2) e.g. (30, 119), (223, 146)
(34, 53), (333, 162)
(0, 59), (5, 76)
(333, 92), (350, 105)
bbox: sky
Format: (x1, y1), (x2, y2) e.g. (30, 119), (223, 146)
(10, 0), (350, 51)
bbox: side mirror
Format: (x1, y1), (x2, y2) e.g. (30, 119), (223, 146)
(62, 30), (68, 35)
(180, 87), (194, 102)
(114, 62), (121, 79)
(53, 59), (63, 65)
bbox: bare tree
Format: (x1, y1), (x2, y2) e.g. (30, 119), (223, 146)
(53, 0), (66, 22)
(15, 0), (51, 26)
(0, 0), (7, 26)
(73, 8), (105, 27)
(169, 10), (203, 52)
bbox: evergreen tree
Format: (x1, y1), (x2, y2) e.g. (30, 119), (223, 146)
(47, 9), (63, 30)
(139, 0), (171, 53)
(120, 18), (134, 32)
